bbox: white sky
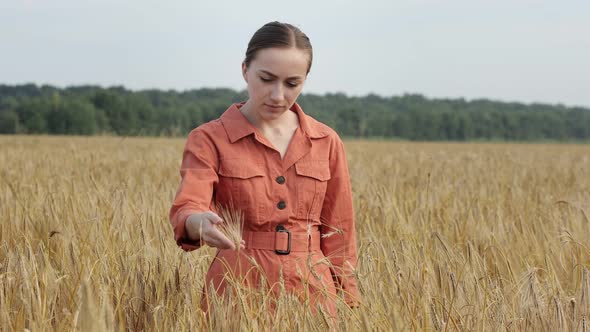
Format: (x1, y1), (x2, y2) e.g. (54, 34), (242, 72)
(1, 0), (589, 107)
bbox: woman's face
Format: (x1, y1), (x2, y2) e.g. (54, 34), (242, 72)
(242, 47), (309, 121)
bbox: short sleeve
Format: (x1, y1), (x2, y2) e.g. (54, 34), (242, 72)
(319, 135), (362, 307)
(169, 128), (220, 252)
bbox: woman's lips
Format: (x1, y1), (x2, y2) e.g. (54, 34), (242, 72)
(265, 104), (285, 111)
(265, 104), (284, 108)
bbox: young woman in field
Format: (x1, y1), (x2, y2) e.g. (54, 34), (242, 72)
(169, 21), (361, 318)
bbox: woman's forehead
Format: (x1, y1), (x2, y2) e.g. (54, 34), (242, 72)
(251, 47), (308, 78)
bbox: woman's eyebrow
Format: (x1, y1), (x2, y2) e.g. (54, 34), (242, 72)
(258, 69), (302, 80)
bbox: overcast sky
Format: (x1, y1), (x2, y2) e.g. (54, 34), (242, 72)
(1, 0), (589, 107)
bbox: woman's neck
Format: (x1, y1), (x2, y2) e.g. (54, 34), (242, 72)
(239, 100), (299, 135)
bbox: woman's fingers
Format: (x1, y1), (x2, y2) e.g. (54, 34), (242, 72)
(197, 211), (241, 250)
(205, 211), (224, 225)
(204, 227), (235, 250)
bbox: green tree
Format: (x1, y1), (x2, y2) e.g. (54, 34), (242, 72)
(0, 110), (19, 133)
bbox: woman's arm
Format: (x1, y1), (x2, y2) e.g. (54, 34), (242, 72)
(169, 128), (220, 252)
(319, 135), (362, 307)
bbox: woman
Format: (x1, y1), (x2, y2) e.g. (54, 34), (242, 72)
(169, 21), (361, 318)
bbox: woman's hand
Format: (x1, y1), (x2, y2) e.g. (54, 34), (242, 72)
(185, 211), (245, 250)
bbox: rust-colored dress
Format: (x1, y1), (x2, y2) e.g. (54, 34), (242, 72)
(169, 101), (361, 317)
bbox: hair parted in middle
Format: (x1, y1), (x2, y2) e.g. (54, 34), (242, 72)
(244, 21), (313, 75)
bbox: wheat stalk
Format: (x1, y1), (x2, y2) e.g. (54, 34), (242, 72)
(215, 203), (244, 250)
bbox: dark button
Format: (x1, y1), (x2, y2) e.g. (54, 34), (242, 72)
(276, 176), (286, 184)
(277, 201), (286, 210)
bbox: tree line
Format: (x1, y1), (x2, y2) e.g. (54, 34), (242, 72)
(0, 84), (588, 141)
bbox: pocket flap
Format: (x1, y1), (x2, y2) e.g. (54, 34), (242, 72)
(219, 159), (265, 179)
(295, 160), (331, 181)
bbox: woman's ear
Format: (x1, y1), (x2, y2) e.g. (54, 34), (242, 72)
(241, 61), (248, 83)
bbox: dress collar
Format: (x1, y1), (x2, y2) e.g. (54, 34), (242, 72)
(220, 101), (328, 143)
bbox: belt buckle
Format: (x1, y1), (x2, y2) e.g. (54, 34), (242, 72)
(275, 225), (291, 255)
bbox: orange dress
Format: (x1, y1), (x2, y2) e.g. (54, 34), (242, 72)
(169, 101), (361, 317)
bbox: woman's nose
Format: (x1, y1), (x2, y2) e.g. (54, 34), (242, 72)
(270, 84), (285, 102)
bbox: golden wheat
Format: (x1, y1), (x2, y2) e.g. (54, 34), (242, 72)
(215, 203), (244, 251)
(1, 135), (589, 331)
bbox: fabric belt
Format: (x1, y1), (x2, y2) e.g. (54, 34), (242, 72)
(243, 228), (321, 254)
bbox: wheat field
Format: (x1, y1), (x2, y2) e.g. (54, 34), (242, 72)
(1, 135), (589, 331)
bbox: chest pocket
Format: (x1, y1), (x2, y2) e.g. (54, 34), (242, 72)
(217, 159), (266, 224)
(294, 160), (331, 221)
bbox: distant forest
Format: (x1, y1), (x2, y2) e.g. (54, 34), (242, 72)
(1, 84), (589, 141)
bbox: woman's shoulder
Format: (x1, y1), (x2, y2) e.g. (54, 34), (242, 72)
(302, 113), (341, 142)
(187, 118), (225, 139)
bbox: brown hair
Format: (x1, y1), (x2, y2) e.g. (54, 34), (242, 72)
(244, 21), (313, 75)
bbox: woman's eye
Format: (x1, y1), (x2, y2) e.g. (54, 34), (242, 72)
(259, 76), (298, 88)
